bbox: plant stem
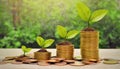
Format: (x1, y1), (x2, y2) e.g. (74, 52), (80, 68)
(64, 31), (68, 41)
(87, 15), (92, 28)
(88, 22), (90, 28)
(24, 52), (26, 56)
(41, 47), (46, 50)
(64, 38), (67, 42)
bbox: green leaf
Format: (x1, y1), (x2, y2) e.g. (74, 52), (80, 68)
(90, 9), (108, 23)
(36, 36), (44, 47)
(57, 25), (67, 38)
(24, 48), (31, 53)
(66, 30), (79, 39)
(21, 45), (31, 53)
(77, 2), (91, 21)
(44, 39), (54, 48)
(22, 45), (26, 52)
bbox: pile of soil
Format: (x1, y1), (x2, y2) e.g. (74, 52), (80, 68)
(58, 41), (72, 45)
(37, 49), (48, 52)
(83, 27), (95, 31)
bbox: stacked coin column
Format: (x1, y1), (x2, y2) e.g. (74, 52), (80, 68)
(80, 31), (99, 61)
(56, 45), (74, 60)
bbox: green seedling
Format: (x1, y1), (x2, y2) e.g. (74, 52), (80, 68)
(36, 36), (54, 49)
(21, 45), (32, 56)
(77, 1), (108, 28)
(56, 25), (79, 41)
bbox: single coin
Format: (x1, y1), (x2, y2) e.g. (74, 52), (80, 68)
(74, 56), (82, 61)
(3, 56), (17, 61)
(5, 56), (17, 59)
(55, 62), (67, 66)
(23, 60), (31, 64)
(82, 61), (94, 65)
(11, 61), (23, 64)
(47, 59), (59, 64)
(3, 60), (15, 63)
(47, 59), (59, 62)
(103, 58), (119, 61)
(38, 62), (50, 66)
(38, 60), (48, 62)
(70, 61), (85, 66)
(15, 57), (28, 62)
(64, 60), (75, 64)
(103, 60), (119, 64)
(0, 61), (8, 65)
(51, 58), (65, 62)
(23, 59), (38, 64)
(29, 59), (37, 63)
(89, 59), (98, 63)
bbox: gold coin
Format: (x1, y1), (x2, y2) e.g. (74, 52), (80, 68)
(70, 61), (85, 66)
(103, 60), (119, 64)
(0, 61), (8, 65)
(37, 62), (50, 66)
(11, 61), (23, 64)
(55, 62), (67, 66)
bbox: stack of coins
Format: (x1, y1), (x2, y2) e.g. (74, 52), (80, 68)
(80, 31), (99, 61)
(56, 44), (74, 60)
(34, 52), (51, 61)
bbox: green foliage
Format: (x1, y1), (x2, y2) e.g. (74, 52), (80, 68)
(90, 10), (108, 23)
(77, 1), (108, 27)
(0, 0), (120, 48)
(36, 37), (44, 47)
(66, 30), (79, 39)
(57, 25), (67, 38)
(86, 0), (120, 48)
(56, 25), (79, 40)
(36, 36), (54, 48)
(77, 2), (91, 22)
(0, 22), (41, 48)
(22, 45), (31, 56)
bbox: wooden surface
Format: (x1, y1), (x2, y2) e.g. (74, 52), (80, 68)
(0, 49), (120, 69)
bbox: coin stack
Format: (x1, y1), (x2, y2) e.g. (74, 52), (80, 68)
(34, 52), (51, 61)
(80, 31), (99, 61)
(56, 45), (74, 60)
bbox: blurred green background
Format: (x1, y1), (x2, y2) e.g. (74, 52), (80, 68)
(0, 0), (120, 48)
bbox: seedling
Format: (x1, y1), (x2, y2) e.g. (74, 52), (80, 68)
(56, 25), (79, 42)
(21, 45), (32, 56)
(36, 36), (54, 51)
(77, 1), (108, 29)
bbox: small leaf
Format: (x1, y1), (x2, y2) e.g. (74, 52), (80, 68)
(77, 2), (91, 21)
(36, 36), (44, 47)
(22, 45), (26, 52)
(21, 45), (31, 53)
(90, 9), (108, 23)
(57, 25), (67, 38)
(44, 39), (54, 48)
(66, 30), (79, 39)
(24, 48), (31, 53)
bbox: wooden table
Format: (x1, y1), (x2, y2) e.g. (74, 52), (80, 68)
(0, 49), (120, 69)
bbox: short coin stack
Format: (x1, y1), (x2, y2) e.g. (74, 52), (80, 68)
(56, 44), (74, 60)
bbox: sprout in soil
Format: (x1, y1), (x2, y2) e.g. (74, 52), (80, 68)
(56, 25), (79, 44)
(21, 45), (32, 57)
(77, 1), (108, 30)
(36, 36), (54, 52)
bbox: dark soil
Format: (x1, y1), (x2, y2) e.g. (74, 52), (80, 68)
(58, 41), (72, 45)
(37, 49), (48, 52)
(83, 27), (95, 31)
(19, 55), (28, 58)
(15, 56), (29, 62)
